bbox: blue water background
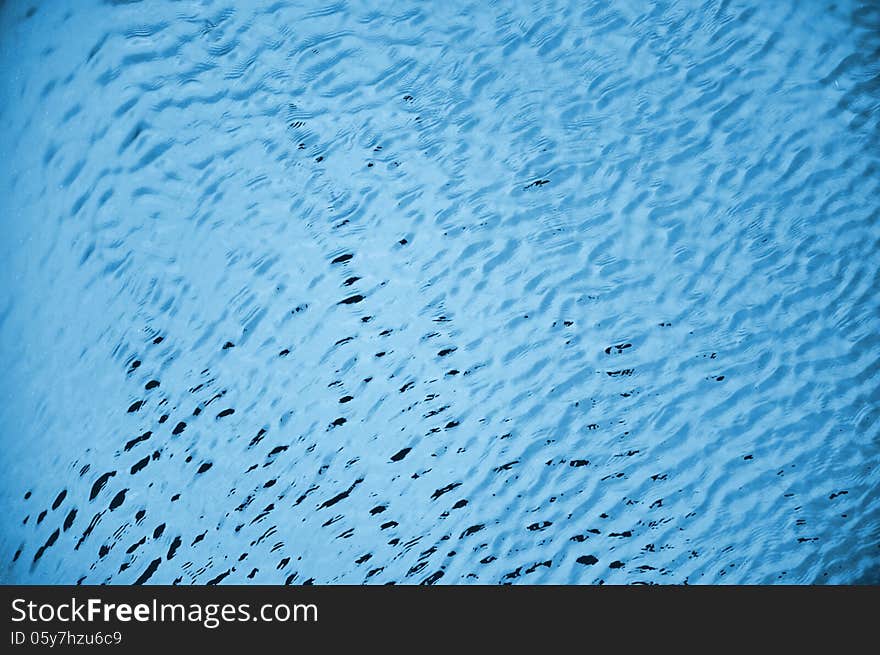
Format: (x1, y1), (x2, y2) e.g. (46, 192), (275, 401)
(0, 0), (878, 584)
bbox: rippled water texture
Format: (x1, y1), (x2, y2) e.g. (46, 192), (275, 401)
(1, 0), (878, 585)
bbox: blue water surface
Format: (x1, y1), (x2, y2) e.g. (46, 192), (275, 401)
(0, 0), (878, 585)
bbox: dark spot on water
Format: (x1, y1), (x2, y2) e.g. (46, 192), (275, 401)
(167, 536), (182, 560)
(421, 571), (443, 585)
(108, 489), (127, 511)
(33, 529), (60, 564)
(133, 558), (161, 585)
(89, 471), (116, 501)
(319, 478), (363, 509)
(63, 509), (77, 531)
(461, 524), (484, 538)
(130, 456), (150, 475)
(124, 431), (152, 452)
(431, 483), (461, 500)
(524, 179), (550, 189)
(52, 490), (67, 510)
(390, 447), (411, 462)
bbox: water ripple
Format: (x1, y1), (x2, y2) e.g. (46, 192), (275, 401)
(0, 0), (878, 585)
